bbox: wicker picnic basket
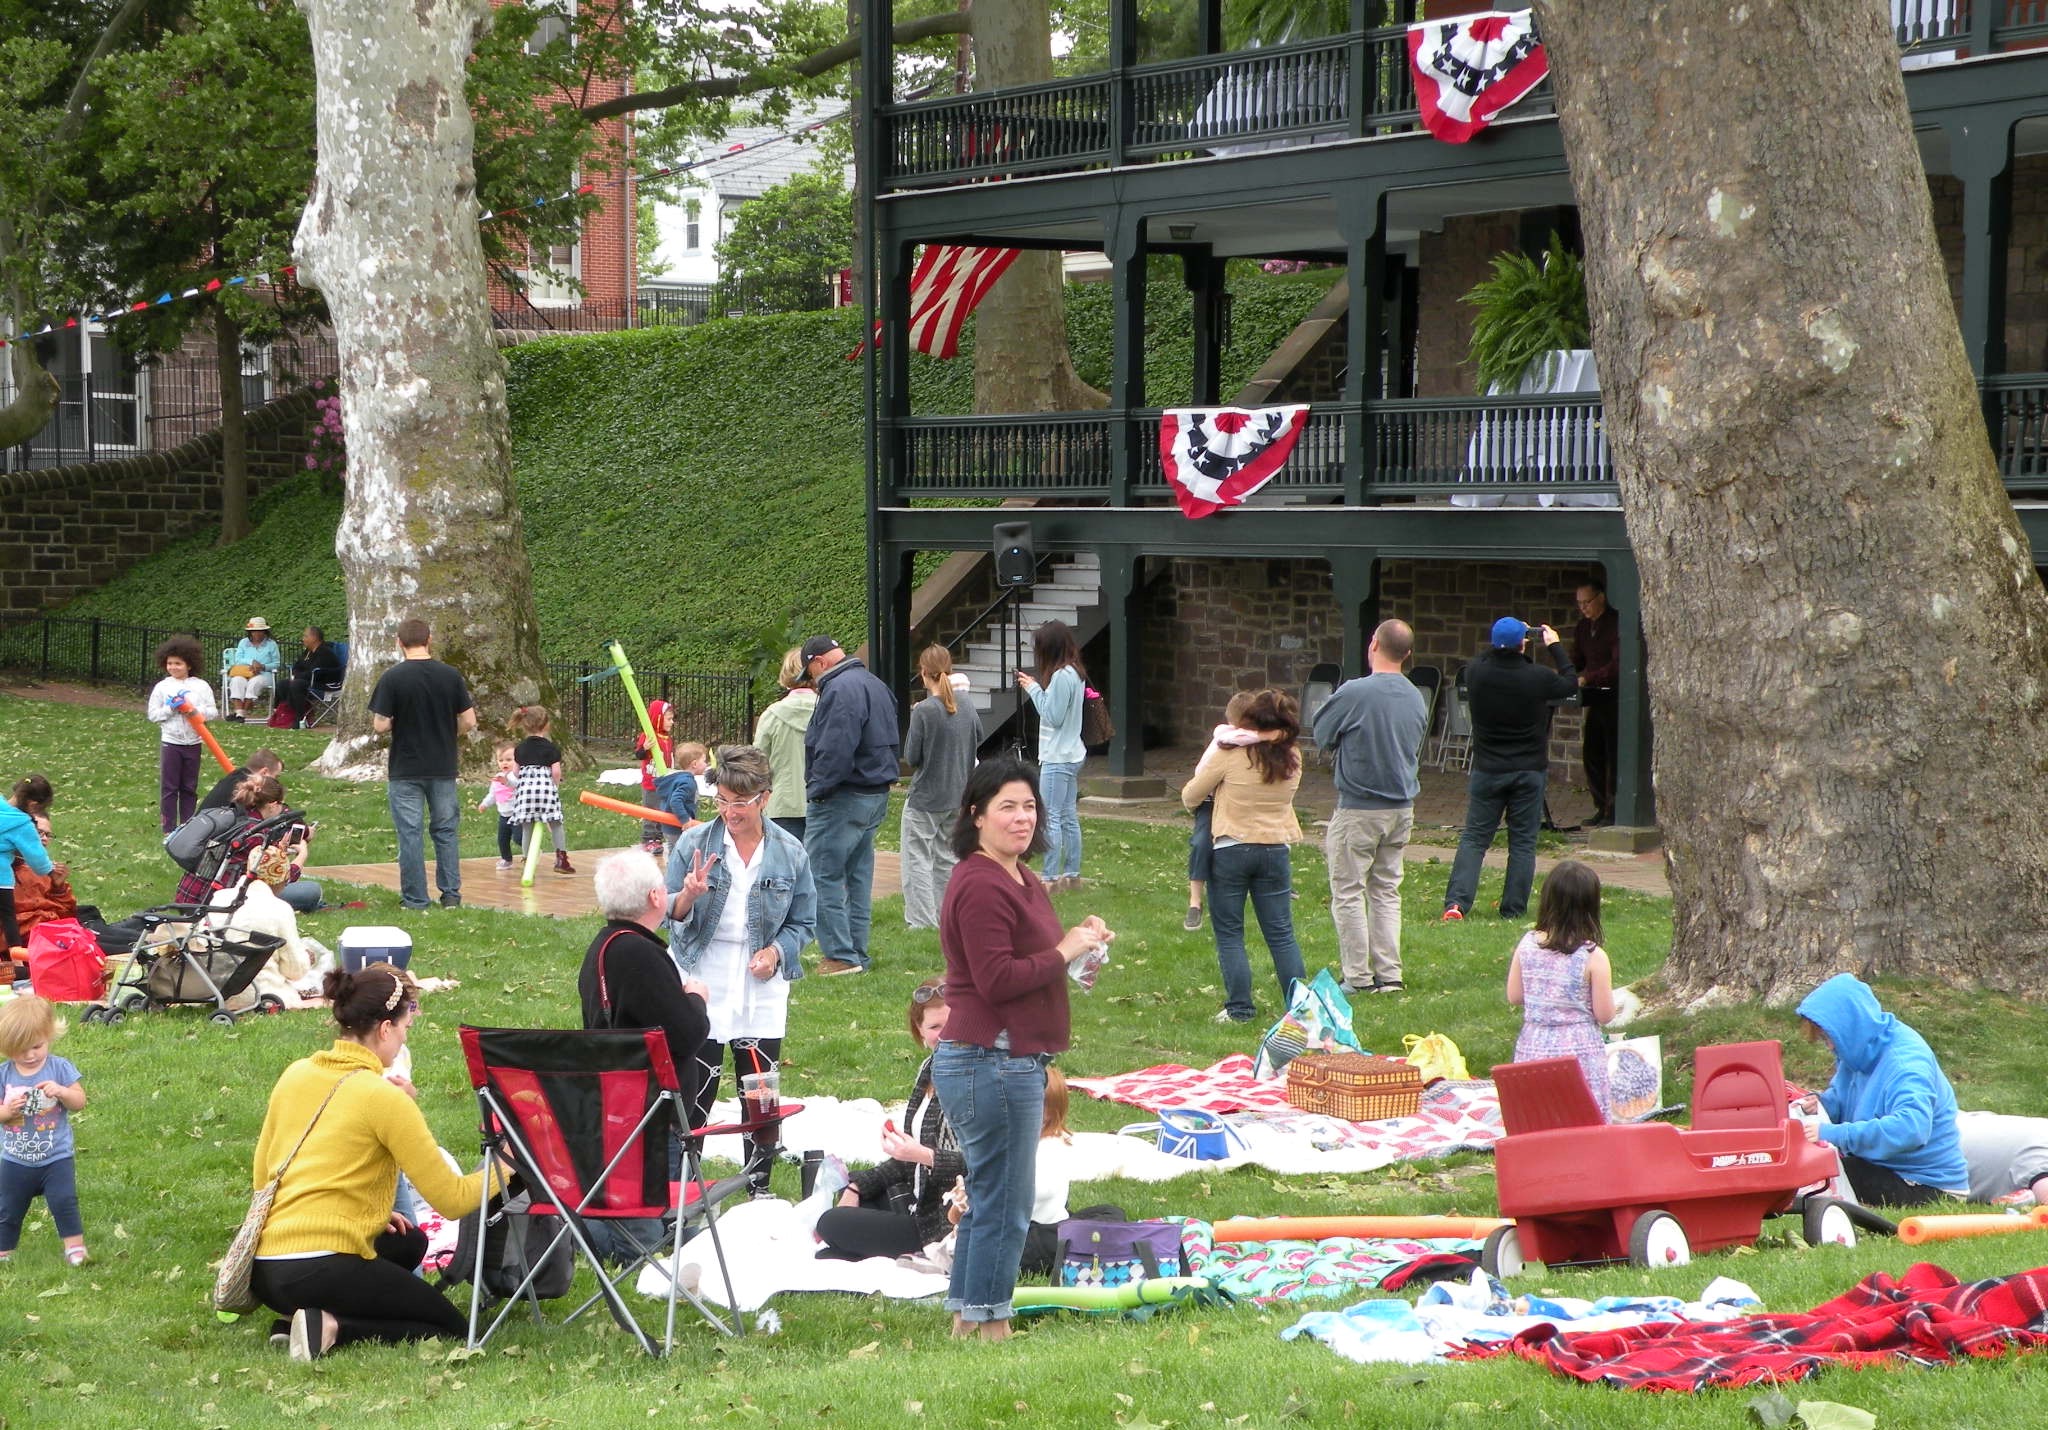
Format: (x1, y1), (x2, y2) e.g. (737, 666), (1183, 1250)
(1285, 1053), (1424, 1122)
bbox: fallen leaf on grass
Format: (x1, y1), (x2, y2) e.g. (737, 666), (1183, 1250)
(1794, 1403), (1877, 1430)
(1747, 1390), (1797, 1428)
(846, 1340), (880, 1359)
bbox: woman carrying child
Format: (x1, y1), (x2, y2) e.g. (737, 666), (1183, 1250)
(509, 707), (573, 876)
(815, 980), (965, 1259)
(1180, 689), (1307, 1025)
(1, 776), (61, 967)
(1183, 693), (1270, 932)
(0, 995), (89, 1266)
(147, 634), (217, 833)
(1505, 859), (1616, 1117)
(901, 646), (982, 930)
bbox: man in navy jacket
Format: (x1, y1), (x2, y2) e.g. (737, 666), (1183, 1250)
(1442, 617), (1577, 922)
(799, 636), (900, 975)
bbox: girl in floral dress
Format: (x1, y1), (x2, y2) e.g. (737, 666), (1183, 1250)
(1505, 859), (1616, 1118)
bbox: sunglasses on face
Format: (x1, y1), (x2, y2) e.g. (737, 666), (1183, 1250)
(911, 983), (947, 1004)
(714, 791), (767, 809)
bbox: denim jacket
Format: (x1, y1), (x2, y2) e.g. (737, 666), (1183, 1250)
(664, 817), (816, 983)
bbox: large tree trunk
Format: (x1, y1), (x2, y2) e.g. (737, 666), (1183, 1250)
(0, 214), (58, 450)
(214, 308), (249, 545)
(295, 0), (568, 776)
(970, 0), (1105, 413)
(1533, 0), (2048, 1004)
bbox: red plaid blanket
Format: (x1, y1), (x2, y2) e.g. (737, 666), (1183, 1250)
(1068, 1054), (1293, 1114)
(1456, 1262), (2048, 1390)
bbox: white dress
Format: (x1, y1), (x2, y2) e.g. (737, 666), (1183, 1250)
(699, 831), (788, 1044)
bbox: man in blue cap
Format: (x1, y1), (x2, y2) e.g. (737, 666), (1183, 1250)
(1441, 616), (1577, 922)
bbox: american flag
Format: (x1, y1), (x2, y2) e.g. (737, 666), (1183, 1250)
(850, 244), (1021, 360)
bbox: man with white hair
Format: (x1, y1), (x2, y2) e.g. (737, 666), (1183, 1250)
(579, 848), (711, 1084)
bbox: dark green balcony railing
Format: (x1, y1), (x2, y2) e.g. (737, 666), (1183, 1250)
(883, 374), (2048, 504)
(880, 9), (2035, 188)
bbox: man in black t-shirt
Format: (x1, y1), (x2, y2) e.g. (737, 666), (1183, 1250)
(198, 748), (284, 812)
(367, 617), (477, 910)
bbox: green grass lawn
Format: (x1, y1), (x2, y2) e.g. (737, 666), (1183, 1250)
(5, 691), (2048, 1427)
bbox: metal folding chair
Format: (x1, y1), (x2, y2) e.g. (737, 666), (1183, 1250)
(457, 1025), (749, 1354)
(302, 639), (349, 728)
(1431, 664), (1474, 772)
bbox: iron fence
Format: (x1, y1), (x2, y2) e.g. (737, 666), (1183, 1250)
(637, 277), (839, 328)
(0, 615), (753, 749)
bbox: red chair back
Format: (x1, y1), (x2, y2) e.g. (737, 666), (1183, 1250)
(1691, 1040), (1787, 1132)
(1493, 1057), (1606, 1136)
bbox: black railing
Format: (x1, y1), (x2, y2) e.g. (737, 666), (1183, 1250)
(0, 615), (753, 749)
(883, 375), (2048, 503)
(637, 277), (840, 329)
(883, 13), (2007, 187)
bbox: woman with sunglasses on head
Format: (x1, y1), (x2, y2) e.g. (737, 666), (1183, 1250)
(814, 980), (964, 1260)
(664, 745), (818, 1197)
(248, 963), (508, 1361)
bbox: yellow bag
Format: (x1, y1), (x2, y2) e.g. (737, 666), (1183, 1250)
(228, 663), (254, 679)
(1402, 1031), (1470, 1085)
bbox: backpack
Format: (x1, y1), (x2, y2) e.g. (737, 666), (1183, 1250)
(163, 807), (243, 873)
(443, 1189), (575, 1301)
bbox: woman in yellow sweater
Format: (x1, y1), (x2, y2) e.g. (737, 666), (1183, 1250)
(1180, 689), (1306, 1025)
(250, 963), (502, 1361)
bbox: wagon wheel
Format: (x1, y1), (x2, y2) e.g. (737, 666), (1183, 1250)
(1627, 1210), (1691, 1269)
(1801, 1197), (1857, 1249)
(1480, 1224), (1525, 1279)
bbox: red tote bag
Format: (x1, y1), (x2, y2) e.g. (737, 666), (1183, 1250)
(25, 918), (107, 1002)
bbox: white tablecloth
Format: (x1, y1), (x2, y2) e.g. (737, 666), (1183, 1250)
(1454, 348), (1618, 509)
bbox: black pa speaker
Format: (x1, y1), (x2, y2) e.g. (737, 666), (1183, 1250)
(993, 522), (1036, 589)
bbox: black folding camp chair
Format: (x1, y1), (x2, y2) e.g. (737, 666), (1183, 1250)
(457, 1025), (749, 1354)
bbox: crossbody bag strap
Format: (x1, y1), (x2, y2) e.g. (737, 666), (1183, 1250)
(265, 1069), (365, 1186)
(594, 927), (640, 1028)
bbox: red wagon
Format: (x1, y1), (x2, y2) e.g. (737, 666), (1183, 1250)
(1482, 1040), (1854, 1275)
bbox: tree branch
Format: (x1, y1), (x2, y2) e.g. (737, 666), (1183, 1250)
(580, 11), (973, 122)
(55, 0), (157, 147)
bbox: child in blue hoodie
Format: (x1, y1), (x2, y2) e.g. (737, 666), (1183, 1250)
(1795, 973), (1968, 1206)
(0, 792), (56, 960)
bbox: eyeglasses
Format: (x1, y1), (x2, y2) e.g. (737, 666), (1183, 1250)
(911, 983), (948, 1004)
(713, 790), (767, 809)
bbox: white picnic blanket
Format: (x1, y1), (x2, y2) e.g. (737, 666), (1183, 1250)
(633, 1195), (948, 1312)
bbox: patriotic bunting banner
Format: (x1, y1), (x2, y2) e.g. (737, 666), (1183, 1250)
(1407, 10), (1548, 144)
(850, 243), (1022, 361)
(1159, 404), (1311, 519)
(2, 110), (847, 351)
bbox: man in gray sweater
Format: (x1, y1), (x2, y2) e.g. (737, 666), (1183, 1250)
(1311, 620), (1430, 994)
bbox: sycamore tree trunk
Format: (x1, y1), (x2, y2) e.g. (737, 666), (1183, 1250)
(1533, 0), (2048, 1004)
(0, 215), (58, 450)
(295, 0), (569, 776)
(971, 0), (1105, 413)
(214, 308), (249, 545)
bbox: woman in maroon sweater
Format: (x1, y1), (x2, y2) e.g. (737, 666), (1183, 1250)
(932, 757), (1113, 1340)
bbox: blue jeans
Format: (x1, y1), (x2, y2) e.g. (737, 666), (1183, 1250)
(1039, 760), (1083, 880)
(804, 788), (890, 969)
(1208, 842), (1307, 1019)
(0, 1156), (82, 1249)
(931, 1042), (1045, 1323)
(280, 879), (322, 914)
(1444, 769), (1547, 917)
(388, 778), (461, 910)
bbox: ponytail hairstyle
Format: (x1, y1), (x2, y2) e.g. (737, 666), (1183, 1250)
(11, 774), (54, 815)
(323, 962), (419, 1037)
(1239, 688), (1302, 783)
(514, 705), (551, 737)
(918, 645), (958, 715)
(232, 773), (285, 812)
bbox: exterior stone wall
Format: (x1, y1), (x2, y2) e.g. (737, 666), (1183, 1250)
(0, 389), (317, 612)
(1414, 211), (1521, 397)
(1138, 554), (1603, 782)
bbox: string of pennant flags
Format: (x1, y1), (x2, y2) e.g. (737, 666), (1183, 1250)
(0, 108), (847, 351)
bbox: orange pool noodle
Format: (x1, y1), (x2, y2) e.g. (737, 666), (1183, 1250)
(180, 707), (237, 774)
(1208, 1215), (1508, 1243)
(1897, 1213), (2044, 1246)
(579, 789), (682, 828)
(2035, 1206), (2048, 1228)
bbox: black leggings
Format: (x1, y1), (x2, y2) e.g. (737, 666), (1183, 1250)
(1839, 1152), (1954, 1209)
(688, 1036), (782, 1193)
(0, 888), (19, 951)
(251, 1226), (467, 1348)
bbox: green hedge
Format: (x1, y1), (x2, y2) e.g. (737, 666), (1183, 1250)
(50, 265), (1339, 675)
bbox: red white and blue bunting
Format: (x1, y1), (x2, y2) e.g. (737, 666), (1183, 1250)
(1407, 10), (1549, 145)
(1159, 404), (1311, 519)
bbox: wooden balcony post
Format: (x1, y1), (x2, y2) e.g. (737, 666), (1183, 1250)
(875, 546), (917, 738)
(1339, 191), (1385, 505)
(1107, 212), (1147, 505)
(1100, 545), (1145, 777)
(876, 237), (914, 504)
(1952, 116), (2013, 450)
(1109, 0), (1136, 167)
(1198, 0), (1222, 57)
(1185, 248), (1226, 407)
(1967, 0), (1997, 58)
(1332, 553), (1380, 680)
(1347, 0), (1374, 141)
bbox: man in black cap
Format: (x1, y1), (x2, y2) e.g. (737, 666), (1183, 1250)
(1441, 617), (1577, 923)
(798, 635), (900, 975)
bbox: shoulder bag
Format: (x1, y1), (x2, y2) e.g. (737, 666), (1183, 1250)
(213, 1070), (363, 1313)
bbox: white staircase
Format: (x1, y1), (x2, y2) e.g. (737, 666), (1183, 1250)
(952, 553), (1104, 735)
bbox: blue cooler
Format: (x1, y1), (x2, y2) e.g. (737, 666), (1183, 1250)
(340, 926), (413, 973)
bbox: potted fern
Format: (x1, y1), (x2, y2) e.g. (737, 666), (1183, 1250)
(1462, 234), (1592, 394)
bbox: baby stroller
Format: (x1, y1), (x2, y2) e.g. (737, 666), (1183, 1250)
(81, 810), (302, 1028)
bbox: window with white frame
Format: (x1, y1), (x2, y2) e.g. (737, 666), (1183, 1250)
(526, 0), (574, 53)
(525, 239), (582, 307)
(684, 198), (702, 255)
